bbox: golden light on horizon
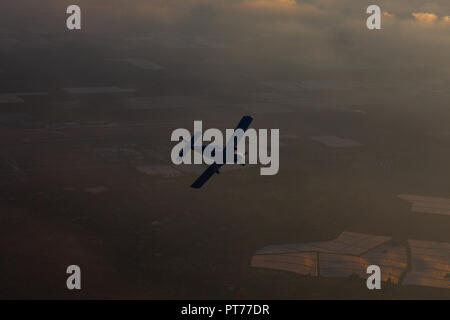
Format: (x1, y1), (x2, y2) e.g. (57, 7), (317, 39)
(412, 12), (438, 24)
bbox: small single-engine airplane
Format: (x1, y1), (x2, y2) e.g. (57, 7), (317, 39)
(178, 115), (253, 189)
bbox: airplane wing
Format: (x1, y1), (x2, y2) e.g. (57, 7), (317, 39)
(191, 163), (223, 189)
(235, 115), (253, 132)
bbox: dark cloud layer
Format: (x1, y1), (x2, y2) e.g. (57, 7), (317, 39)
(1, 1), (450, 73)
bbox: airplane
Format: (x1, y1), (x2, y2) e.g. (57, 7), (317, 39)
(178, 115), (253, 189)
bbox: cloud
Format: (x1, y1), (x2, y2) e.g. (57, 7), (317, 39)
(2, 0), (450, 73)
(239, 0), (318, 14)
(412, 12), (438, 24)
(242, 0), (297, 9)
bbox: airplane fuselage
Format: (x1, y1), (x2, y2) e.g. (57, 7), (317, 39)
(189, 145), (245, 166)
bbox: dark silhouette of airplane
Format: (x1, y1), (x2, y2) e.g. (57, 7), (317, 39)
(186, 115), (253, 188)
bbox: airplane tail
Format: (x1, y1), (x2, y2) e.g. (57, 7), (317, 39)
(177, 132), (203, 162)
